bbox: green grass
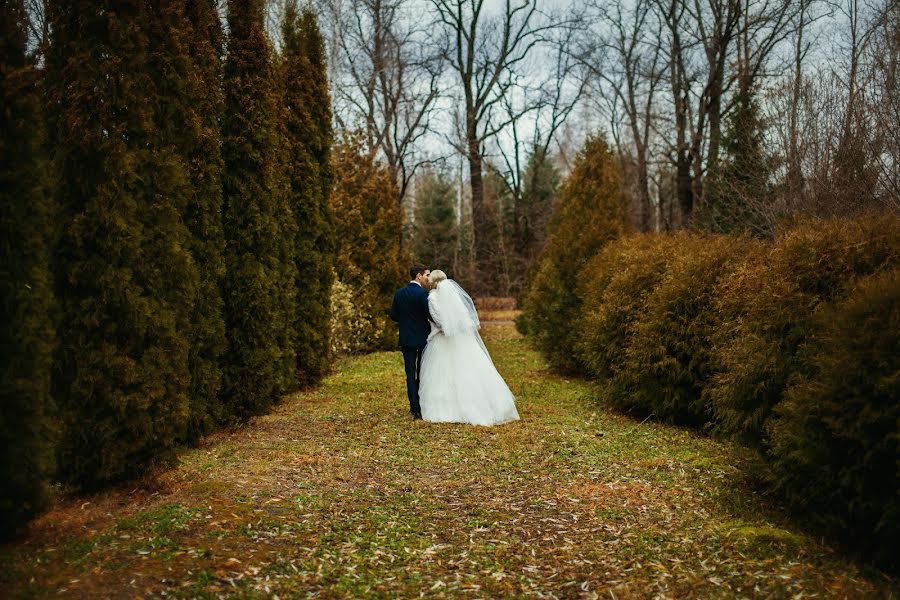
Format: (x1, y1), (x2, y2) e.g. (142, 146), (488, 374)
(1, 323), (896, 598)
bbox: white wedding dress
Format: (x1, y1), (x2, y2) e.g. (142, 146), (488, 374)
(418, 280), (520, 426)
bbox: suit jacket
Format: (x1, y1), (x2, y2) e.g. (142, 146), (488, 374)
(390, 282), (432, 349)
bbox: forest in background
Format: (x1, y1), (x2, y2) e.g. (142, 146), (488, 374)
(16, 0), (900, 294)
(270, 0), (898, 295)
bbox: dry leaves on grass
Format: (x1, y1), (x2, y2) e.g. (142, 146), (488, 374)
(1, 323), (896, 598)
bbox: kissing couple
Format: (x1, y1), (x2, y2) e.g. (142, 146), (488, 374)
(389, 264), (520, 426)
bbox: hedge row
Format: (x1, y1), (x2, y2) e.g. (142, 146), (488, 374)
(1, 2), (338, 537)
(523, 213), (900, 569)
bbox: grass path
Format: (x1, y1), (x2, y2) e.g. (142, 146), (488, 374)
(2, 323), (896, 598)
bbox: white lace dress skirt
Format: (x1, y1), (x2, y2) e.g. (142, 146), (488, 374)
(418, 327), (520, 426)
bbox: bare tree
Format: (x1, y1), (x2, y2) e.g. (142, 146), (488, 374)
(863, 0), (900, 206)
(329, 0), (443, 208)
(580, 0), (665, 231)
(21, 0), (49, 57)
(430, 0), (558, 277)
(648, 0), (803, 223)
(493, 22), (586, 256)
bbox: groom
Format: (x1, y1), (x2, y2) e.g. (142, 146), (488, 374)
(389, 264), (432, 420)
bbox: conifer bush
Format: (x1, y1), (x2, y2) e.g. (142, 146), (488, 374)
(768, 267), (900, 568)
(47, 0), (199, 487)
(280, 6), (336, 387)
(708, 215), (900, 448)
(574, 233), (685, 415)
(1, 0), (56, 535)
(615, 235), (762, 425)
(518, 137), (628, 372)
(221, 0), (296, 417)
(180, 0), (227, 439)
(330, 138), (407, 352)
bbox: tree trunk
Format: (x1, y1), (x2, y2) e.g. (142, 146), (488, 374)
(467, 134), (487, 278)
(707, 75), (724, 171)
(635, 142), (652, 232)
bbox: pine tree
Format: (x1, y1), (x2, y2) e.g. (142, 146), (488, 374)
(518, 146), (560, 265)
(411, 168), (459, 269)
(46, 0), (199, 487)
(701, 81), (772, 236)
(0, 0), (56, 536)
(280, 5), (335, 388)
(222, 0), (295, 416)
(179, 0), (227, 438)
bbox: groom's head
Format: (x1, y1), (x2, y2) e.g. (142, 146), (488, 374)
(411, 263), (430, 286)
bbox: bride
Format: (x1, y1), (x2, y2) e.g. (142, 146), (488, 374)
(418, 270), (520, 426)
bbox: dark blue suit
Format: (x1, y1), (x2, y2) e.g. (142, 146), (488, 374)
(390, 282), (431, 417)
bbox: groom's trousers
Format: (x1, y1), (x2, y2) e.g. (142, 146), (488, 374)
(401, 346), (424, 417)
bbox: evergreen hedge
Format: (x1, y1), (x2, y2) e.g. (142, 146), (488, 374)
(574, 233), (686, 415)
(769, 267), (900, 569)
(520, 213), (900, 568)
(47, 0), (199, 488)
(2, 0), (352, 535)
(221, 0), (296, 417)
(1, 0), (56, 536)
(614, 235), (762, 425)
(280, 6), (336, 387)
(182, 0), (227, 439)
(708, 215), (900, 447)
(518, 137), (628, 373)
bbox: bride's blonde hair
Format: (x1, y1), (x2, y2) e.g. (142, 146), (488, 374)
(428, 269), (447, 286)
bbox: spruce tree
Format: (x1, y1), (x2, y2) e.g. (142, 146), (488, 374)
(280, 5), (335, 388)
(412, 168), (459, 269)
(519, 147), (560, 265)
(46, 0), (199, 487)
(222, 0), (295, 415)
(0, 0), (56, 535)
(701, 82), (772, 236)
(180, 0), (227, 438)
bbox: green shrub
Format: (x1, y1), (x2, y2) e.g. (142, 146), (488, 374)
(0, 0), (56, 536)
(518, 136), (628, 372)
(708, 215), (900, 447)
(768, 267), (900, 568)
(330, 275), (383, 355)
(280, 6), (336, 387)
(47, 1), (199, 487)
(617, 235), (763, 425)
(221, 0), (296, 417)
(574, 233), (686, 415)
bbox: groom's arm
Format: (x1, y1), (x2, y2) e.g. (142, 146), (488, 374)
(389, 290), (400, 322)
(420, 289), (433, 323)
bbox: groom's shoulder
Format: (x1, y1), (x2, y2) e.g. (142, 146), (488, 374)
(394, 283), (414, 296)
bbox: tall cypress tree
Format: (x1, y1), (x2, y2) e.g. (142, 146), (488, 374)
(222, 0), (293, 416)
(182, 0), (227, 437)
(518, 136), (629, 373)
(46, 0), (199, 487)
(280, 5), (335, 388)
(0, 0), (56, 535)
